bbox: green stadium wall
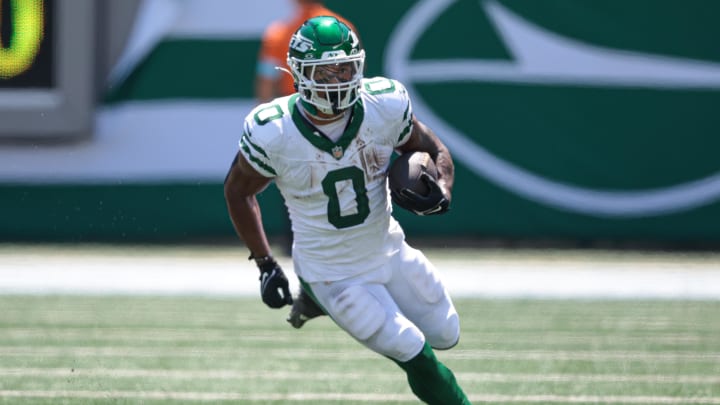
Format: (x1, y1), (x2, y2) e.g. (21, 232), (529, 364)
(1, 0), (719, 243)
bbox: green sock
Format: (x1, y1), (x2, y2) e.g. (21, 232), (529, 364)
(393, 343), (471, 405)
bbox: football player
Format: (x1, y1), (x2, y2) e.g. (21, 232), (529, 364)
(224, 16), (470, 404)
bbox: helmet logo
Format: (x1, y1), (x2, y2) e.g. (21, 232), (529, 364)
(290, 35), (314, 53)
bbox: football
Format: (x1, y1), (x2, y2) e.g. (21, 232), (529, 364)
(388, 151), (438, 196)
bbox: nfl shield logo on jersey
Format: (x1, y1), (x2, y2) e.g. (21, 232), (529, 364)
(332, 146), (344, 159)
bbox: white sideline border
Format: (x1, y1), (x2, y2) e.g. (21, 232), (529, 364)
(0, 245), (719, 299)
(2, 390), (720, 404)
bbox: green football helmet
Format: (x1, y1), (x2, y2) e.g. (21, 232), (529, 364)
(287, 16), (365, 115)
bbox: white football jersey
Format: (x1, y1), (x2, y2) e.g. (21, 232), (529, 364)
(239, 77), (414, 282)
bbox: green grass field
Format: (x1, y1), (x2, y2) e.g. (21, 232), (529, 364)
(1, 296), (719, 404)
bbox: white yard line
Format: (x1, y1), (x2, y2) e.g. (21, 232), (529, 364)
(0, 328), (706, 346)
(0, 346), (717, 362)
(0, 245), (719, 299)
(1, 368), (719, 384)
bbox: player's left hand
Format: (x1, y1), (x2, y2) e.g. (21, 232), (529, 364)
(392, 172), (450, 216)
(254, 256), (294, 308)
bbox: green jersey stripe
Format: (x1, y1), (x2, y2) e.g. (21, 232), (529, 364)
(397, 114), (413, 144)
(241, 133), (269, 159)
(240, 141), (276, 176)
(289, 94), (366, 160)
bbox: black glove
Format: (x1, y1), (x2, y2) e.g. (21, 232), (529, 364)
(391, 172), (450, 216)
(253, 255), (293, 308)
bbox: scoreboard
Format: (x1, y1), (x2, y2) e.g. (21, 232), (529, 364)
(0, 0), (52, 88)
(0, 0), (95, 139)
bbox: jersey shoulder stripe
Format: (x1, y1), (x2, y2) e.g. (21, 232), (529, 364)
(240, 130), (276, 176)
(397, 101), (413, 145)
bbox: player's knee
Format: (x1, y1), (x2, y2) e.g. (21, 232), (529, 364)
(376, 321), (425, 362)
(428, 311), (460, 350)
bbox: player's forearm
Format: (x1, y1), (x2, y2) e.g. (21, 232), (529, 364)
(225, 193), (272, 258)
(421, 127), (454, 198)
(435, 146), (455, 199)
(408, 117), (455, 198)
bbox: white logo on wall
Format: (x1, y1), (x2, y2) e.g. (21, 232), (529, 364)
(385, 0), (720, 218)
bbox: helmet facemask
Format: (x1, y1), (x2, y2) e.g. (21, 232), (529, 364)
(292, 53), (365, 115)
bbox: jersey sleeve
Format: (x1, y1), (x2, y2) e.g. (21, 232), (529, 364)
(238, 104), (283, 178)
(362, 77), (414, 148)
(393, 81), (414, 148)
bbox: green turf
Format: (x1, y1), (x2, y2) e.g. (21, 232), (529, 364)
(0, 296), (719, 404)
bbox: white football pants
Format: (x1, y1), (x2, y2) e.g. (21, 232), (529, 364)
(299, 241), (460, 362)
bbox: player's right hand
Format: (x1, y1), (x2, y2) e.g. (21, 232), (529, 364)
(392, 172), (450, 216)
(255, 256), (293, 308)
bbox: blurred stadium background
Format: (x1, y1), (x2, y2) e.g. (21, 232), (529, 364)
(1, 0), (719, 403)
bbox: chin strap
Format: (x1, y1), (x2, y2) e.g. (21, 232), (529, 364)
(299, 98), (321, 117)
